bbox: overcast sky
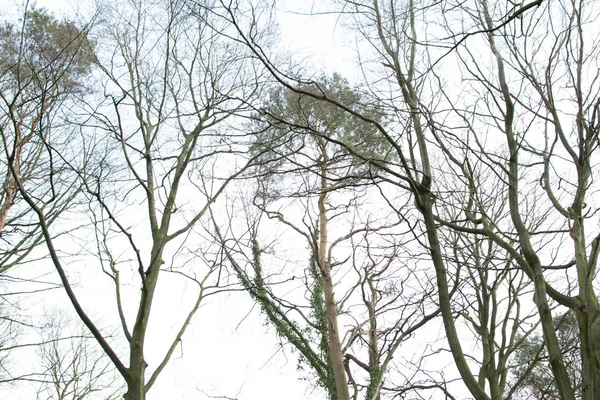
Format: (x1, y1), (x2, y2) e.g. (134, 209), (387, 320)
(1, 1), (364, 399)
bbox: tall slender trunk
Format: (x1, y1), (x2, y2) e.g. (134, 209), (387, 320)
(366, 279), (382, 400)
(123, 237), (164, 400)
(317, 139), (349, 400)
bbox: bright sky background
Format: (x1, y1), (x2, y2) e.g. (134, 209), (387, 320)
(0, 0), (368, 399)
(3, 1), (597, 399)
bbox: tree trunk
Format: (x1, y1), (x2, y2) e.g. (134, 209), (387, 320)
(317, 139), (349, 400)
(123, 243), (163, 400)
(321, 268), (349, 400)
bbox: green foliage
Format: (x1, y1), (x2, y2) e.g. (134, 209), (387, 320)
(0, 6), (95, 272)
(366, 364), (383, 400)
(251, 73), (391, 202)
(510, 312), (581, 399)
(224, 236), (336, 397)
(307, 235), (337, 399)
(247, 75), (390, 398)
(0, 6), (94, 94)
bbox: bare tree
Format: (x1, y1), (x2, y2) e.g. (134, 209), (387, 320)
(0, 4), (94, 272)
(429, 1), (600, 398)
(0, 4), (96, 390)
(0, 298), (21, 384)
(6, 0), (597, 399)
(209, 0), (600, 399)
(7, 1), (265, 399)
(212, 74), (440, 400)
(35, 309), (123, 400)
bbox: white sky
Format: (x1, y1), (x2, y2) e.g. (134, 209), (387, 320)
(0, 0), (362, 399)
(0, 1), (528, 399)
(3, 0), (597, 399)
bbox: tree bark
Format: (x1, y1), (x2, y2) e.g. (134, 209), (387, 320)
(317, 139), (349, 400)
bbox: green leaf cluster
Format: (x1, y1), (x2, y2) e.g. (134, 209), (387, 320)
(0, 7), (94, 94)
(510, 312), (582, 399)
(250, 73), (392, 201)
